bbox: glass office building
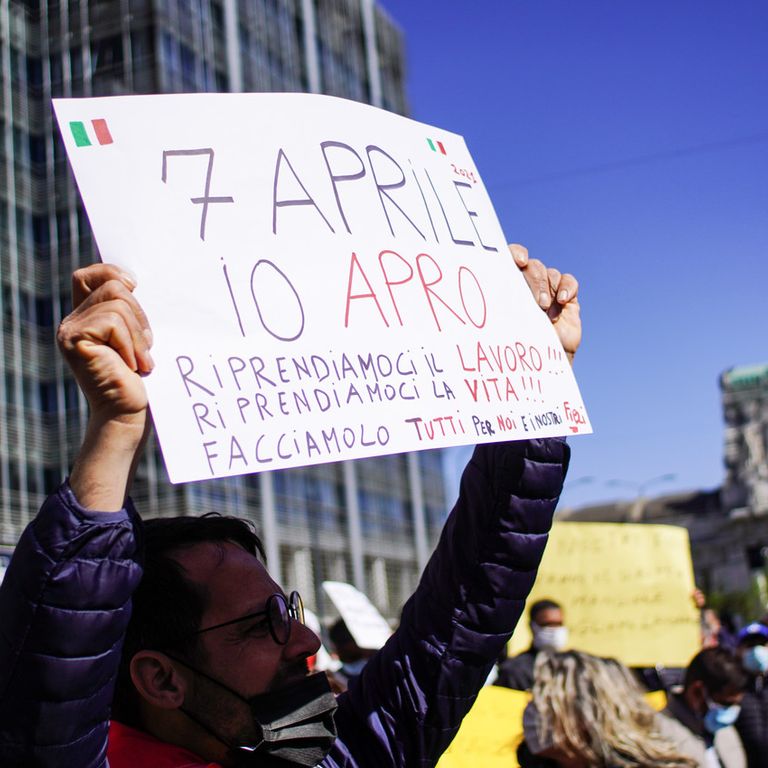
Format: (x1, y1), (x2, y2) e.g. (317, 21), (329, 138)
(0, 0), (448, 620)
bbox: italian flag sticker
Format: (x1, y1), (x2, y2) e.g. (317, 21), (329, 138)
(427, 138), (446, 155)
(69, 118), (114, 147)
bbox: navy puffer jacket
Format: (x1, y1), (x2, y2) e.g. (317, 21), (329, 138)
(0, 438), (569, 767)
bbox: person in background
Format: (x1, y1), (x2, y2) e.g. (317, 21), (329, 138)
(635, 663), (685, 695)
(327, 619), (376, 690)
(635, 589), (730, 695)
(702, 609), (726, 649)
(517, 650), (697, 768)
(496, 599), (567, 691)
(734, 623), (768, 768)
(662, 647), (747, 768)
(694, 588), (737, 651)
(718, 611), (740, 652)
(0, 248), (579, 768)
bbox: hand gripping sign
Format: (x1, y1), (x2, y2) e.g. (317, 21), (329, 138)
(55, 94), (591, 483)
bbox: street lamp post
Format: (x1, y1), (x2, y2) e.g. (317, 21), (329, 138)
(558, 476), (596, 514)
(606, 473), (678, 522)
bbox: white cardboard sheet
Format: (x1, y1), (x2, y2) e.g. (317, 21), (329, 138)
(322, 580), (392, 651)
(54, 93), (591, 483)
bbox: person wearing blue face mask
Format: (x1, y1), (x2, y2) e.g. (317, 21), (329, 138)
(734, 623), (768, 768)
(662, 647), (747, 768)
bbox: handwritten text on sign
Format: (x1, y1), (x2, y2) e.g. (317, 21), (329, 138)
(54, 94), (591, 483)
(508, 522), (700, 668)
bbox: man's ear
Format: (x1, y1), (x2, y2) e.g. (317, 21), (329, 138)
(130, 651), (188, 709)
(685, 679), (706, 714)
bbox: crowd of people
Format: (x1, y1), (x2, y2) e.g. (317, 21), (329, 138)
(0, 248), (765, 768)
(495, 599), (768, 768)
(0, 247), (576, 768)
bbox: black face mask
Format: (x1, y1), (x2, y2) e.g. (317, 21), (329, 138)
(235, 673), (338, 766)
(171, 656), (338, 767)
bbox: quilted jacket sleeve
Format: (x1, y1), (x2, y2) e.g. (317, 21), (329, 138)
(0, 482), (143, 768)
(330, 438), (569, 768)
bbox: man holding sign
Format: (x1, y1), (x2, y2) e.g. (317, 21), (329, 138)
(0, 246), (577, 768)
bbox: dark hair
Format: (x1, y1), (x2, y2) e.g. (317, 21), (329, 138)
(684, 647), (748, 694)
(530, 599), (562, 624)
(112, 513), (265, 725)
(329, 618), (355, 648)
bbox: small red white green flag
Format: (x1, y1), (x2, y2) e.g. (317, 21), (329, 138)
(69, 118), (113, 147)
(426, 137), (447, 155)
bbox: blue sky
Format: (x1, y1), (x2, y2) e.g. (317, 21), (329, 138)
(380, 0), (768, 508)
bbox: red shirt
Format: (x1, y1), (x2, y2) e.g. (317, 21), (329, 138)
(109, 721), (222, 768)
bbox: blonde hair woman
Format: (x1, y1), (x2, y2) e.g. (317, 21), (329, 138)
(519, 651), (697, 768)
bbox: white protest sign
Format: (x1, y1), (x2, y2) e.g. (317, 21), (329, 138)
(54, 94), (591, 483)
(322, 580), (392, 650)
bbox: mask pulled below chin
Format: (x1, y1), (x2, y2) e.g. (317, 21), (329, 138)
(236, 672), (338, 766)
(703, 699), (741, 734)
(174, 651), (338, 768)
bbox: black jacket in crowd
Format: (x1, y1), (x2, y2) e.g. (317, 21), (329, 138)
(735, 675), (768, 768)
(496, 648), (538, 691)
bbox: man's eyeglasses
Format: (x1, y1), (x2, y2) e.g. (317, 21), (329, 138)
(194, 591), (305, 645)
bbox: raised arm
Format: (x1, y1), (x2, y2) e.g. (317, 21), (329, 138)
(331, 246), (580, 767)
(0, 265), (153, 767)
(60, 264), (154, 509)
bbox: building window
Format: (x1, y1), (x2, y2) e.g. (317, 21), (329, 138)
(180, 43), (197, 89)
(44, 468), (61, 492)
(32, 215), (50, 252)
(92, 35), (124, 78)
(21, 0), (40, 16)
(56, 212), (70, 244)
(70, 46), (83, 82)
(29, 134), (46, 166)
(35, 297), (53, 328)
(48, 53), (63, 86)
(39, 382), (58, 413)
(64, 379), (80, 412)
(26, 56), (42, 93)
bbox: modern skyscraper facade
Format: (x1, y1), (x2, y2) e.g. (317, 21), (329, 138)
(721, 362), (768, 516)
(0, 0), (448, 621)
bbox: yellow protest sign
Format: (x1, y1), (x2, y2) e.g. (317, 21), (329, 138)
(438, 686), (528, 768)
(436, 686), (667, 768)
(646, 689), (668, 711)
(508, 522), (700, 667)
